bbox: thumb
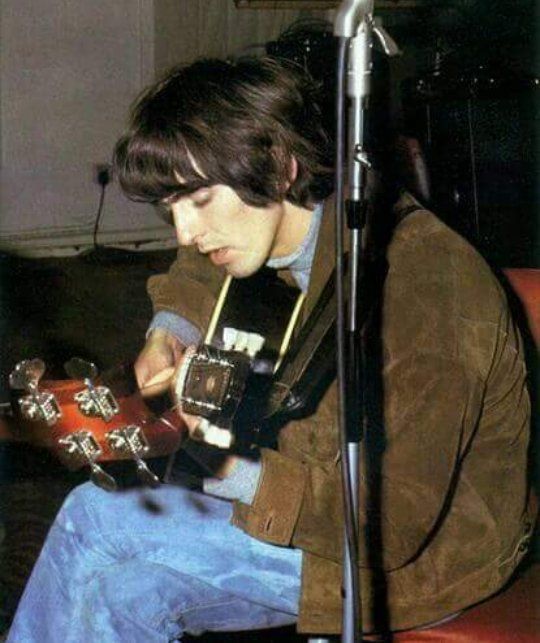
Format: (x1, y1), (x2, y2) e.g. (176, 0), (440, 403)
(139, 366), (176, 398)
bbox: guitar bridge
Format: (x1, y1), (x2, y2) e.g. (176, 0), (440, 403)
(74, 385), (119, 422)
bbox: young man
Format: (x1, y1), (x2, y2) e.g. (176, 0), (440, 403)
(7, 57), (535, 642)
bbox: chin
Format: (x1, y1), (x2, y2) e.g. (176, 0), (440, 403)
(226, 258), (264, 279)
(226, 265), (255, 279)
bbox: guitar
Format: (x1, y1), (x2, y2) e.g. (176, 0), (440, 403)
(8, 270), (304, 491)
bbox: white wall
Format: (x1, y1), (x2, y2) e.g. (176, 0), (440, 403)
(0, 0), (330, 255)
(0, 0), (176, 255)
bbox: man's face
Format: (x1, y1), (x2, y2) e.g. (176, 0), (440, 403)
(168, 185), (284, 278)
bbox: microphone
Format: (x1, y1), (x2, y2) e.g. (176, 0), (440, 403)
(333, 0), (374, 38)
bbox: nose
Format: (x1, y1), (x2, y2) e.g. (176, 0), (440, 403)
(171, 201), (201, 247)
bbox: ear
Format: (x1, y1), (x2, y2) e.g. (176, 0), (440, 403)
(272, 148), (297, 194)
(288, 155), (298, 185)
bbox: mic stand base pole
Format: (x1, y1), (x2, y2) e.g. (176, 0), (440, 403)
(343, 441), (361, 643)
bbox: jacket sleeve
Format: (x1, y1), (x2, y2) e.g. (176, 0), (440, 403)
(232, 231), (488, 571)
(147, 246), (226, 337)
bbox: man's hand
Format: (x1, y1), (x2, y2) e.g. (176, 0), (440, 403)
(136, 334), (235, 459)
(135, 328), (184, 398)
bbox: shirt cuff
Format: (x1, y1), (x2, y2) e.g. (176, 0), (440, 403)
(147, 311), (202, 347)
(232, 448), (308, 545)
(203, 457), (262, 505)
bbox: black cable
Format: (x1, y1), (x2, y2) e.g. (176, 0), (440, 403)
(92, 171), (110, 250)
(335, 36), (362, 642)
(92, 184), (106, 249)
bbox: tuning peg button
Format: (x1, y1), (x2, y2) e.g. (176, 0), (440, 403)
(9, 359), (61, 425)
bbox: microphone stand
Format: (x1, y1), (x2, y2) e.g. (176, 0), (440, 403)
(333, 3), (399, 641)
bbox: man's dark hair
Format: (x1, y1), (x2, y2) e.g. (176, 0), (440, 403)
(113, 57), (334, 209)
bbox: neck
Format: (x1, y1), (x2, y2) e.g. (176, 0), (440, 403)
(270, 200), (314, 259)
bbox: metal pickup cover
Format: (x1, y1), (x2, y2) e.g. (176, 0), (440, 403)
(177, 345), (250, 423)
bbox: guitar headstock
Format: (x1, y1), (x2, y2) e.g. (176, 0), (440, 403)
(9, 358), (185, 491)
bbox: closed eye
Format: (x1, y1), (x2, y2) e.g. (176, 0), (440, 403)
(191, 188), (212, 208)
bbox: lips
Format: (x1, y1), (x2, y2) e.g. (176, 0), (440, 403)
(208, 247), (231, 265)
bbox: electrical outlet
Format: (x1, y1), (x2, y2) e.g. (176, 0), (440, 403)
(93, 163), (112, 186)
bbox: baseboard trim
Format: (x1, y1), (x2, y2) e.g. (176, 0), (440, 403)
(0, 225), (177, 257)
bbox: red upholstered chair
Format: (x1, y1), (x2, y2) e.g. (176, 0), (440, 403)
(503, 268), (540, 349)
(390, 561), (540, 642)
(308, 558), (539, 643)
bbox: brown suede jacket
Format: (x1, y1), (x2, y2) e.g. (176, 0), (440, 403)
(147, 192), (535, 634)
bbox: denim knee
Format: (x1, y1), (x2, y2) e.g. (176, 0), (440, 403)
(54, 481), (112, 538)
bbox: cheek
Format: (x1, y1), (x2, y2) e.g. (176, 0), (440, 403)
(213, 194), (281, 250)
(252, 207), (280, 234)
(245, 218), (278, 253)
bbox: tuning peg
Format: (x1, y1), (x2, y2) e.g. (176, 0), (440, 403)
(196, 418), (233, 449)
(233, 331), (249, 353)
(223, 327), (237, 351)
(134, 460), (160, 488)
(65, 357), (118, 422)
(9, 358), (46, 391)
(9, 359), (61, 425)
(58, 429), (117, 492)
(89, 462), (118, 492)
(222, 327), (265, 357)
(106, 425), (160, 488)
(64, 357), (98, 382)
(246, 333), (265, 358)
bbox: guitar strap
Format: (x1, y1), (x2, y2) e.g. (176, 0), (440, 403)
(263, 269), (338, 419)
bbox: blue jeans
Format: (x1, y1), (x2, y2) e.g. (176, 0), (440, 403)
(7, 482), (302, 642)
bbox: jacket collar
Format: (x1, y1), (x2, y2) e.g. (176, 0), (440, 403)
(304, 191), (426, 319)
